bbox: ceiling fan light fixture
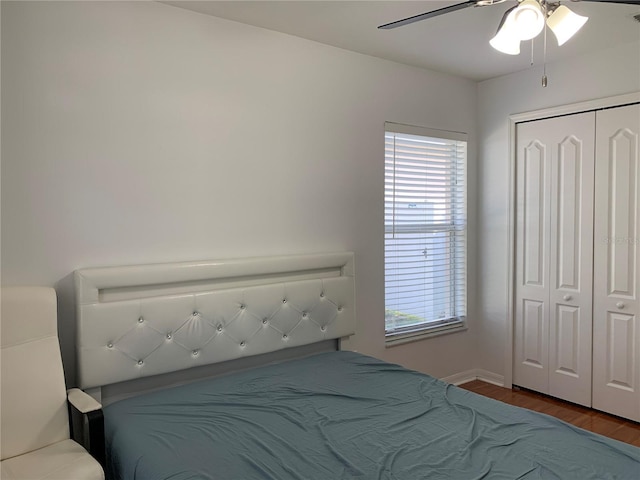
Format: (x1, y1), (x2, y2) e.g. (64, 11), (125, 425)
(489, 0), (544, 54)
(511, 0), (545, 40)
(489, 20), (521, 55)
(546, 5), (588, 46)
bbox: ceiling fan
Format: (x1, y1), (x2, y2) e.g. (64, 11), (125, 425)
(379, 0), (640, 56)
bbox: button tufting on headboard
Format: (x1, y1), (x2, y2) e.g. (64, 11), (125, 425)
(75, 252), (355, 390)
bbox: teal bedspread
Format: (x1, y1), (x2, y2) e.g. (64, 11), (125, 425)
(104, 351), (640, 479)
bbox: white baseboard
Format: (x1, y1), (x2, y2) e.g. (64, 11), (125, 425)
(475, 369), (505, 387)
(441, 369), (505, 387)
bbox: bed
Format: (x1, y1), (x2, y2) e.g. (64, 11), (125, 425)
(74, 252), (640, 480)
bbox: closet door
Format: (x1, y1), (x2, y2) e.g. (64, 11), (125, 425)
(593, 104), (640, 422)
(515, 120), (552, 394)
(514, 112), (595, 406)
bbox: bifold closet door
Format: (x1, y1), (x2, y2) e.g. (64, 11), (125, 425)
(514, 112), (595, 406)
(593, 104), (640, 422)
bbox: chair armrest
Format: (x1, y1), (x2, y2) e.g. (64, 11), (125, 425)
(68, 388), (102, 413)
(67, 389), (105, 467)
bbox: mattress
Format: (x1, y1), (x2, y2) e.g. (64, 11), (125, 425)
(104, 351), (640, 480)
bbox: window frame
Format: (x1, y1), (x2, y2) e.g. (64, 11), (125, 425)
(384, 122), (468, 346)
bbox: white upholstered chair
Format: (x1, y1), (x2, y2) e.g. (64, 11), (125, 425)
(1, 287), (104, 480)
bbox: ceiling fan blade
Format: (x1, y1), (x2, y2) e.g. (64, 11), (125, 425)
(378, 1), (479, 29)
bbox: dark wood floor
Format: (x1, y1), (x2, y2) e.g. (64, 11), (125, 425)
(459, 380), (640, 448)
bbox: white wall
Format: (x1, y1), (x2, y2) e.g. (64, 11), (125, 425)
(1, 1), (478, 385)
(476, 40), (640, 377)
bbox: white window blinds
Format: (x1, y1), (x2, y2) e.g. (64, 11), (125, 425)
(384, 123), (467, 340)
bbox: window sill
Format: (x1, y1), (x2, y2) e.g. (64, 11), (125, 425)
(385, 321), (467, 348)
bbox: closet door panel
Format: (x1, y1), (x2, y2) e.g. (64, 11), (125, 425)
(593, 104), (640, 421)
(514, 112), (594, 405)
(605, 312), (635, 390)
(522, 299), (546, 368)
(548, 114), (595, 407)
(514, 128), (550, 394)
(522, 141), (547, 289)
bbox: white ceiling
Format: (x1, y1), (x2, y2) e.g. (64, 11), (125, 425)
(163, 1), (640, 81)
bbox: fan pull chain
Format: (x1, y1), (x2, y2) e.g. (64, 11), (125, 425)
(540, 3), (548, 88)
(530, 38), (534, 66)
(542, 24), (548, 87)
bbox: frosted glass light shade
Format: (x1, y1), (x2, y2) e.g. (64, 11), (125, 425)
(547, 5), (588, 46)
(490, 19), (521, 55)
(512, 0), (545, 41)
(490, 0), (544, 54)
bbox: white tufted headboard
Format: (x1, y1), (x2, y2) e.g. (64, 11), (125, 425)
(75, 252), (355, 393)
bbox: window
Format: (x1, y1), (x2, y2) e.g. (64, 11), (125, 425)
(384, 122), (467, 344)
